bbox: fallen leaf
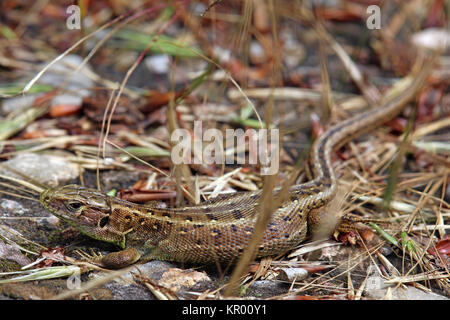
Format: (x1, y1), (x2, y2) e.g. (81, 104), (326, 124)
(140, 91), (182, 113)
(428, 235), (450, 257)
(337, 231), (358, 245)
(36, 247), (66, 268)
(49, 104), (82, 117)
(158, 268), (211, 293)
(359, 228), (376, 243)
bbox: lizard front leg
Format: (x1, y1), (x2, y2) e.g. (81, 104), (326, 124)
(95, 247), (142, 269)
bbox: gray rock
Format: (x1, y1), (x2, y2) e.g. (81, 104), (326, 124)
(0, 239), (31, 266)
(88, 260), (177, 286)
(0, 199), (28, 216)
(0, 153), (79, 188)
(364, 273), (449, 300)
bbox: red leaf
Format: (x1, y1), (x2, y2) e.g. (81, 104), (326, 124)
(36, 247), (66, 268)
(140, 91), (182, 113)
(50, 104), (82, 117)
(338, 231), (358, 245)
(428, 235), (450, 257)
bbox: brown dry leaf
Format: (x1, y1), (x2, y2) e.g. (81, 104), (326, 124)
(248, 257), (272, 280)
(34, 91), (57, 106)
(158, 268), (211, 293)
(140, 91), (182, 113)
(133, 274), (178, 300)
(41, 3), (66, 19)
(21, 130), (47, 139)
(49, 104), (82, 117)
(314, 4), (366, 21)
(428, 235), (450, 257)
(359, 228), (376, 243)
(253, 0), (270, 33)
(36, 247), (66, 268)
(337, 230), (358, 245)
(301, 265), (333, 274)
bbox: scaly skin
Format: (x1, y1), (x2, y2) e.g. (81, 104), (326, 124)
(40, 57), (433, 268)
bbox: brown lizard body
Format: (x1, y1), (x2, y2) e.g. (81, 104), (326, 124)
(40, 57), (434, 268)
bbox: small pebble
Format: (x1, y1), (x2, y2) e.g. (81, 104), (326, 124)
(277, 268), (308, 282)
(144, 54), (171, 74)
(0, 199), (28, 216)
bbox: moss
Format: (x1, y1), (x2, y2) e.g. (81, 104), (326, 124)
(47, 229), (65, 245)
(0, 258), (22, 273)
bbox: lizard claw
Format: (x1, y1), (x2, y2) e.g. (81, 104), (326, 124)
(74, 249), (103, 264)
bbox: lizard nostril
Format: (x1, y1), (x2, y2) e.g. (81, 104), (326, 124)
(40, 190), (50, 203)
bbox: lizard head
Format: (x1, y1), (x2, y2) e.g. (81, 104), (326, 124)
(40, 185), (125, 248)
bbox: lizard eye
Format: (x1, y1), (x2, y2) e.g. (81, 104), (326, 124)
(99, 216), (109, 228)
(66, 201), (83, 212)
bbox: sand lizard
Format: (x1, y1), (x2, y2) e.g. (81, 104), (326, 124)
(40, 57), (434, 268)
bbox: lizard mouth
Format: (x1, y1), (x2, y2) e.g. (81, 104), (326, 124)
(40, 188), (72, 221)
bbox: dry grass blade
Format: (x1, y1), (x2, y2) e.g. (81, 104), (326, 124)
(384, 272), (450, 285)
(224, 174), (277, 297)
(318, 37), (333, 123)
(96, 88), (117, 191)
(224, 8), (286, 292)
(0, 180), (39, 196)
(0, 223), (46, 252)
(0, 266), (81, 284)
(0, 173), (45, 194)
(382, 88), (418, 211)
(0, 106), (48, 141)
(167, 86), (195, 205)
(133, 274), (178, 300)
(0, 189), (39, 202)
